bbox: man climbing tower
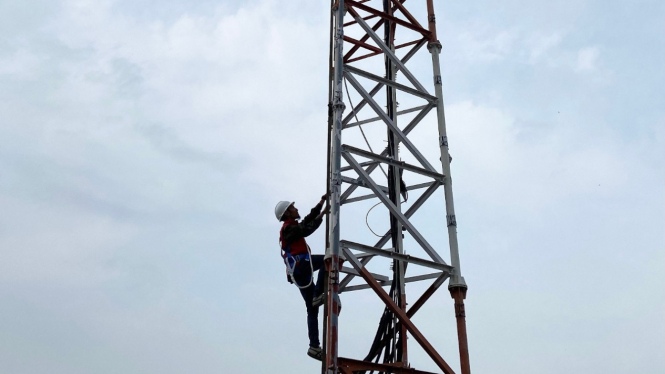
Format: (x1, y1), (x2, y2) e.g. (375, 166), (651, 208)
(275, 195), (329, 361)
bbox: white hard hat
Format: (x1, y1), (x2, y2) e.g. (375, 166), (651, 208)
(275, 201), (294, 221)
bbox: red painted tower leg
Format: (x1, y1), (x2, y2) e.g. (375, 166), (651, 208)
(450, 287), (471, 374)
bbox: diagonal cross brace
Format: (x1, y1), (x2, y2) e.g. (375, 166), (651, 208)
(340, 240), (452, 271)
(343, 151), (445, 264)
(343, 144), (444, 180)
(342, 247), (456, 374)
(341, 181), (437, 205)
(340, 101), (435, 203)
(340, 272), (442, 293)
(344, 72), (436, 173)
(346, 0), (431, 38)
(342, 38), (427, 126)
(344, 104), (428, 129)
(346, 65), (437, 102)
(349, 7), (430, 95)
(407, 272), (450, 318)
(339, 181), (441, 288)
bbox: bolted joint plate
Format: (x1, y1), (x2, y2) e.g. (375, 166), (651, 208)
(427, 41), (442, 53)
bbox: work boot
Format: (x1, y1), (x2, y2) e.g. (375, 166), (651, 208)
(312, 293), (325, 308)
(307, 346), (323, 361)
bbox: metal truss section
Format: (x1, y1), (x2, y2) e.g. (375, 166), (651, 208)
(340, 266), (389, 282)
(343, 144), (444, 180)
(340, 240), (454, 272)
(339, 180), (441, 288)
(346, 5), (430, 94)
(341, 39), (427, 126)
(343, 72), (437, 172)
(341, 272), (443, 293)
(345, 65), (437, 101)
(323, 1), (471, 373)
(342, 150), (444, 263)
(341, 181), (437, 205)
(342, 248), (456, 374)
(344, 104), (428, 129)
(339, 101), (436, 201)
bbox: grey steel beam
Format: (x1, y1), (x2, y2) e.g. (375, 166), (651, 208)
(344, 72), (436, 173)
(325, 1), (346, 372)
(342, 151), (445, 264)
(346, 65), (437, 102)
(340, 266), (390, 282)
(344, 105), (428, 129)
(340, 160), (378, 172)
(340, 240), (453, 272)
(340, 175), (388, 193)
(341, 181), (437, 205)
(338, 181), (441, 288)
(428, 42), (466, 289)
(350, 11), (429, 94)
(339, 101), (435, 202)
(340, 272), (443, 293)
(342, 39), (427, 126)
(343, 144), (444, 181)
(370, 181), (442, 250)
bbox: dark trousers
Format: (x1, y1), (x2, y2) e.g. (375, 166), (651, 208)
(293, 254), (326, 348)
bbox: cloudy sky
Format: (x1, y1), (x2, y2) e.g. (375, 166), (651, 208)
(0, 0), (663, 373)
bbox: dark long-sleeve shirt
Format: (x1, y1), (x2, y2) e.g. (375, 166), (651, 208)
(281, 204), (323, 255)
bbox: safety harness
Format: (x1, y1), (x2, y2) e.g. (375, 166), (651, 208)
(280, 227), (314, 289)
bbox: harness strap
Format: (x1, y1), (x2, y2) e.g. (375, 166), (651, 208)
(280, 227), (314, 289)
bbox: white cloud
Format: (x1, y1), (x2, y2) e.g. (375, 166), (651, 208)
(455, 27), (517, 62)
(0, 0), (663, 373)
(408, 101), (630, 215)
(575, 46), (600, 72)
(527, 33), (563, 64)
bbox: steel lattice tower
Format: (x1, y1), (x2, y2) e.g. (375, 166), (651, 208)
(321, 1), (471, 373)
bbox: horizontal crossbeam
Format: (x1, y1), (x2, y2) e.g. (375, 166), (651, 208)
(338, 102), (436, 203)
(348, 6), (430, 94)
(342, 39), (426, 126)
(338, 357), (438, 374)
(343, 0), (401, 63)
(340, 160), (377, 172)
(343, 35), (381, 53)
(346, 0), (432, 39)
(346, 38), (423, 63)
(340, 266), (389, 282)
(343, 144), (444, 181)
(342, 151), (445, 263)
(341, 181), (437, 205)
(346, 65), (437, 101)
(340, 175), (388, 193)
(342, 248), (456, 374)
(344, 105), (428, 129)
(344, 72), (436, 172)
(341, 240), (453, 272)
(340, 272), (442, 293)
(339, 181), (441, 288)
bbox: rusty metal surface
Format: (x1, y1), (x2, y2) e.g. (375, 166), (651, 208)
(346, 0), (431, 38)
(343, 35), (382, 53)
(343, 248), (456, 374)
(450, 287), (471, 374)
(338, 357), (439, 374)
(322, 0), (471, 372)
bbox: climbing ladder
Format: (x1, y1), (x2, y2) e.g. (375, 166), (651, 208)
(322, 1), (471, 373)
